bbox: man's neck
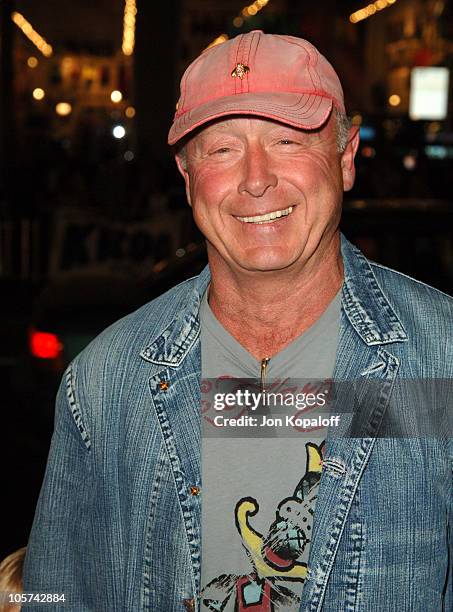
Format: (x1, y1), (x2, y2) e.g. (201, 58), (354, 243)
(207, 238), (343, 361)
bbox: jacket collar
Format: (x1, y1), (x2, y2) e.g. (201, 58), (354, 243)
(140, 265), (209, 366)
(340, 235), (407, 345)
(140, 234), (407, 365)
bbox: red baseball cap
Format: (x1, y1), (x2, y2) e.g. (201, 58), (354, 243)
(168, 30), (345, 145)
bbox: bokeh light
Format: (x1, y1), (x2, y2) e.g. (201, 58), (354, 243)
(122, 0), (137, 55)
(389, 94), (401, 107)
(55, 103), (73, 116)
(403, 154), (417, 170)
(111, 90), (123, 103)
(12, 12), (53, 57)
(113, 125), (126, 139)
(32, 88), (45, 100)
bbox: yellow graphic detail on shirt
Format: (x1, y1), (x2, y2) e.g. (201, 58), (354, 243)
(201, 442), (325, 611)
(236, 498), (308, 579)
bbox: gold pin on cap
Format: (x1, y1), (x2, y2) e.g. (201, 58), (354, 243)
(231, 63), (250, 79)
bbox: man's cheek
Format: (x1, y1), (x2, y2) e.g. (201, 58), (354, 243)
(192, 205), (210, 229)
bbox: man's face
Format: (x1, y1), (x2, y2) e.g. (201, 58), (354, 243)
(177, 114), (359, 275)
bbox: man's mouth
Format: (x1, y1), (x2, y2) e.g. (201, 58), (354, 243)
(235, 206), (294, 224)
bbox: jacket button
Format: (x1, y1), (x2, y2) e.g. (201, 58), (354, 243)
(159, 381), (169, 391)
(190, 486), (200, 496)
(183, 598), (195, 611)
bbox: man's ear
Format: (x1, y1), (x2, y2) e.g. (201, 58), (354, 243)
(341, 126), (360, 192)
(175, 154), (192, 207)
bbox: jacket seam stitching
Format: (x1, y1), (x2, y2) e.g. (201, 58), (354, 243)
(65, 364), (91, 450)
(369, 261), (453, 302)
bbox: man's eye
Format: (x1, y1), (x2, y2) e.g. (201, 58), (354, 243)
(211, 147), (231, 155)
(278, 139), (298, 145)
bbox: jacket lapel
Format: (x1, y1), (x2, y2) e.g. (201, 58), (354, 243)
(300, 237), (408, 611)
(140, 268), (210, 597)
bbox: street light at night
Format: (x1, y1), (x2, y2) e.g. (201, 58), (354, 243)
(210, 0), (270, 49)
(111, 90), (123, 103)
(113, 125), (126, 139)
(11, 12), (53, 57)
(32, 88), (45, 101)
(122, 0), (137, 56)
(350, 0), (397, 23)
(55, 103), (72, 116)
(389, 94), (401, 107)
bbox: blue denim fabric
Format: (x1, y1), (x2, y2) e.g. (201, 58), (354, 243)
(23, 235), (453, 611)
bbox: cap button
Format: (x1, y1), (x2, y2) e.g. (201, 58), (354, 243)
(231, 63), (250, 79)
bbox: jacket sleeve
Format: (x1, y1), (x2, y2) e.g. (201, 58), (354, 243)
(447, 439), (453, 608)
(22, 363), (95, 611)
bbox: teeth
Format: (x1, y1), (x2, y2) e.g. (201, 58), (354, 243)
(237, 206), (293, 224)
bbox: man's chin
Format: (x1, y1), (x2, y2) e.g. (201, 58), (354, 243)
(207, 243), (305, 275)
(232, 256), (301, 275)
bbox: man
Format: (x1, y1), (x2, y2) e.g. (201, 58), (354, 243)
(23, 31), (452, 611)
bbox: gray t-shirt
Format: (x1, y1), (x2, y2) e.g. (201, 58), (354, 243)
(200, 287), (341, 612)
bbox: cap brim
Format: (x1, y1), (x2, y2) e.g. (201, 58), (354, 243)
(168, 91), (333, 145)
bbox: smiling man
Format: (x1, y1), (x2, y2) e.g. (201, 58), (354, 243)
(174, 111), (357, 360)
(23, 31), (452, 612)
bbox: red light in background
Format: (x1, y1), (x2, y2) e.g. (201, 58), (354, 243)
(29, 328), (63, 359)
(361, 146), (376, 158)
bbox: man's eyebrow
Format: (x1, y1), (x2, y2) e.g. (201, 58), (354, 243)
(195, 127), (238, 150)
(202, 121), (237, 136)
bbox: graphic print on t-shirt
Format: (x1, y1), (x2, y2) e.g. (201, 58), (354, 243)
(200, 441), (325, 612)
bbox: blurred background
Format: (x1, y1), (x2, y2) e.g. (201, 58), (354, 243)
(1, 0), (452, 559)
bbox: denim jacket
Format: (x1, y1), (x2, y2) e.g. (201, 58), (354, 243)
(23, 235), (453, 611)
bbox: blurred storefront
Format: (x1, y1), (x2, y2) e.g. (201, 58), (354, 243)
(0, 0), (452, 286)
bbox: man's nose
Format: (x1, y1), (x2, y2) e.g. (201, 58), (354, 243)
(237, 145), (278, 197)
